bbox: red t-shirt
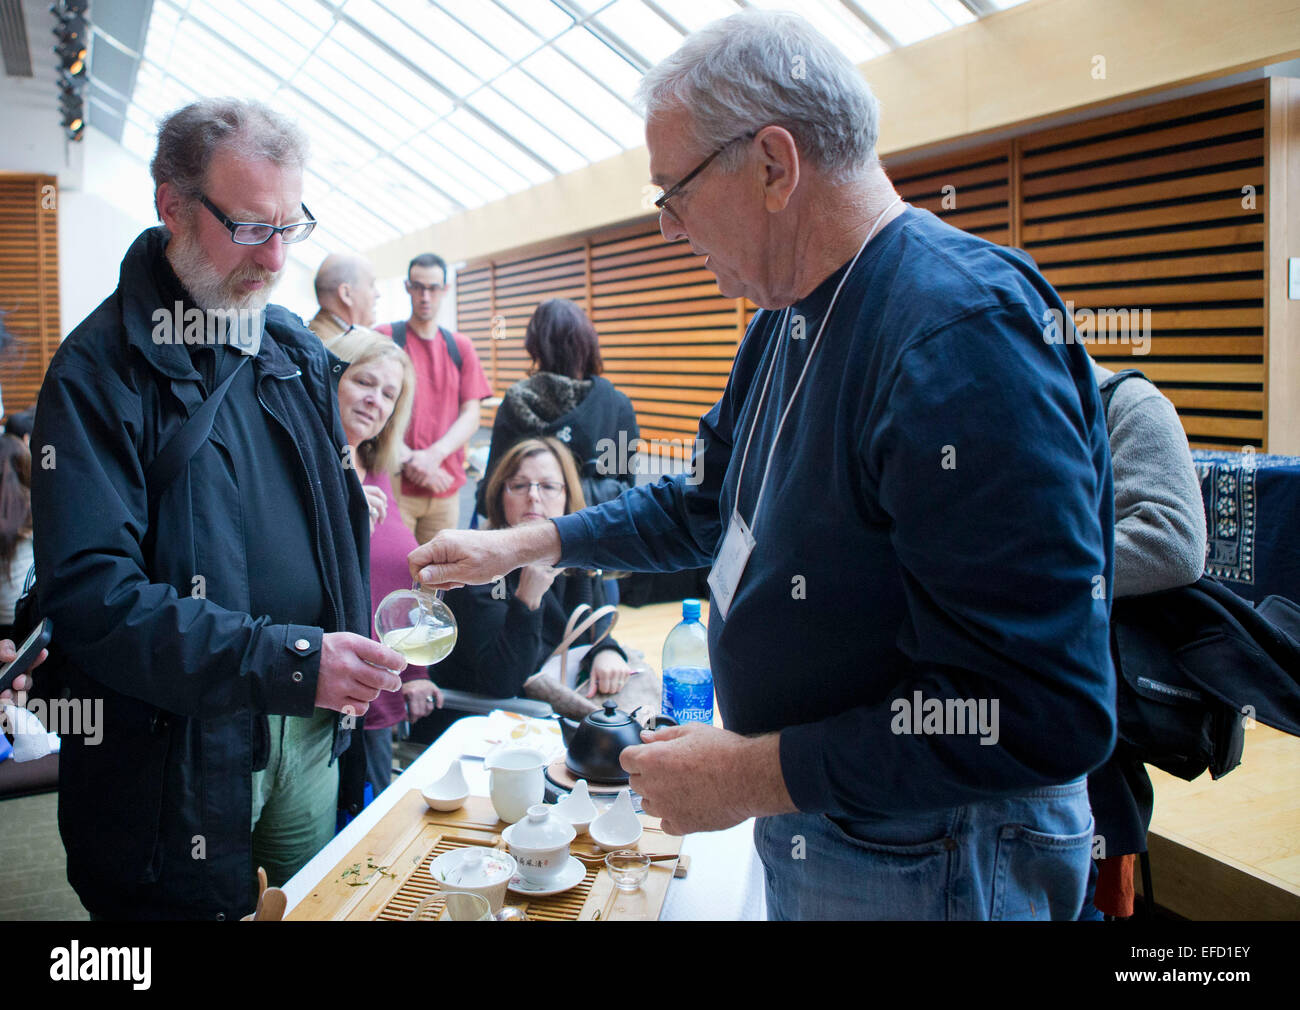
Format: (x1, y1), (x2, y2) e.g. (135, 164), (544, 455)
(377, 322), (491, 499)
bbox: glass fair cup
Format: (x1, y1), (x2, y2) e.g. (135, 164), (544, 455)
(408, 893), (493, 921)
(605, 850), (651, 892)
(374, 585), (458, 667)
(441, 891), (493, 921)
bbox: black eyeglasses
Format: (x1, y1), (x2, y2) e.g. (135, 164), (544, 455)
(653, 131), (757, 220)
(199, 194), (316, 246)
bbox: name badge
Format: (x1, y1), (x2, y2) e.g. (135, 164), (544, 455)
(707, 508), (756, 621)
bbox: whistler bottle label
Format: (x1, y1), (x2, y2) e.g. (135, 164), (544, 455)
(662, 665), (713, 724)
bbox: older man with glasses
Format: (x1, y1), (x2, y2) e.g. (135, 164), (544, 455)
(413, 10), (1116, 921)
(31, 97), (406, 920)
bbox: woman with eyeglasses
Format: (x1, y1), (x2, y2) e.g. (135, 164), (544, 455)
(476, 299), (638, 525)
(325, 327), (443, 795)
(427, 437), (632, 725)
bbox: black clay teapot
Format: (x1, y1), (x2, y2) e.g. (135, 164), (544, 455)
(558, 701), (677, 784)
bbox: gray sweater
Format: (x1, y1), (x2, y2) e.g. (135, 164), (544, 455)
(1094, 361), (1207, 597)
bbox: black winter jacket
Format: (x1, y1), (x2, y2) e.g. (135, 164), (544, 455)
(31, 227), (372, 919)
(477, 373), (638, 517)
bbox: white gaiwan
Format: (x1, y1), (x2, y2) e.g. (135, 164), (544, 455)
(429, 847), (517, 911)
(421, 760), (470, 812)
(553, 778), (598, 834)
(588, 787), (643, 851)
(502, 804), (576, 886)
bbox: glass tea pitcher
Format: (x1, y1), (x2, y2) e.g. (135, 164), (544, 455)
(373, 585), (458, 666)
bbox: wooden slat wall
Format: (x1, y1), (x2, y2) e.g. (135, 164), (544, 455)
(0, 174), (60, 418)
(889, 141), (1013, 247)
(590, 221), (741, 449)
(1021, 81), (1267, 448)
(459, 219), (746, 457)
(461, 79), (1277, 451)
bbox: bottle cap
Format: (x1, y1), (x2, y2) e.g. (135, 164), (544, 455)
(682, 598), (700, 621)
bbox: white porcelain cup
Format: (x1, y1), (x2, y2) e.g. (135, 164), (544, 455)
(503, 805), (576, 886)
(484, 746), (547, 824)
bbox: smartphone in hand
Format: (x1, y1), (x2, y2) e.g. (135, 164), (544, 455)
(0, 619), (52, 695)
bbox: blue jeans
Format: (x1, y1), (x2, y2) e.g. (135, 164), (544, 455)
(755, 778), (1093, 920)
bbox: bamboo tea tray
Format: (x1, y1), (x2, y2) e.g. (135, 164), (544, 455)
(286, 791), (686, 921)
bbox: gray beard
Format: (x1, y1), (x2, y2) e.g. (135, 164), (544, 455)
(167, 225), (279, 314)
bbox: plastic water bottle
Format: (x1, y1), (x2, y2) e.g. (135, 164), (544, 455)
(661, 599), (713, 725)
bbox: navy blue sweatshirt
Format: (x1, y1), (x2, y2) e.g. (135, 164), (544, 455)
(553, 206), (1116, 820)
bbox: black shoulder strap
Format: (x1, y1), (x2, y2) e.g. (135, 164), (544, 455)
(1100, 368), (1149, 422)
(390, 322), (461, 372)
(438, 326), (462, 371)
(145, 355), (249, 510)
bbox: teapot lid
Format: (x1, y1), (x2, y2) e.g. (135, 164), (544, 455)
(586, 700), (636, 728)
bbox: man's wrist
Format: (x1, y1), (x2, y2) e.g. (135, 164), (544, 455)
(507, 522), (562, 567)
(734, 732), (797, 819)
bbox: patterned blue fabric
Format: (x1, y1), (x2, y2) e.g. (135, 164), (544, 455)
(1192, 450), (1300, 604)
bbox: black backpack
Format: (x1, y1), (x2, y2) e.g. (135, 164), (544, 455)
(1099, 369), (1300, 782)
(390, 321), (462, 371)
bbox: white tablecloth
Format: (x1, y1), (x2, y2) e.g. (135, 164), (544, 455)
(282, 715), (767, 921)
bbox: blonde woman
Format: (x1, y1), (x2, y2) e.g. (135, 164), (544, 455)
(325, 328), (442, 794)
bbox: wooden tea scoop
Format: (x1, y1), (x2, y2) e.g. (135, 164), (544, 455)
(259, 887), (287, 922)
(572, 850), (680, 865)
(254, 867), (268, 920)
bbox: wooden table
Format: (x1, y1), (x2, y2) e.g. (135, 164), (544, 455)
(1141, 724), (1300, 919)
(281, 714), (767, 920)
(286, 791), (684, 921)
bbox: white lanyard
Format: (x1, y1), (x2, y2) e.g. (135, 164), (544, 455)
(731, 196), (902, 530)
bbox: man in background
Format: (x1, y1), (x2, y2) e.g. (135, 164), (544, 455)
(377, 253), (490, 541)
(307, 252), (379, 343)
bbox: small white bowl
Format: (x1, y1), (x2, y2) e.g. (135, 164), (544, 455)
(429, 847), (517, 912)
(588, 788), (643, 851)
(553, 778), (597, 834)
(422, 761), (470, 812)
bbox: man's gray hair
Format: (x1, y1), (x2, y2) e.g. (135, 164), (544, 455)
(150, 98), (308, 218)
(314, 253), (370, 300)
(635, 9), (879, 182)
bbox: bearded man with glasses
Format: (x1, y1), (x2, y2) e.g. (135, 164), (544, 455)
(32, 98), (406, 919)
